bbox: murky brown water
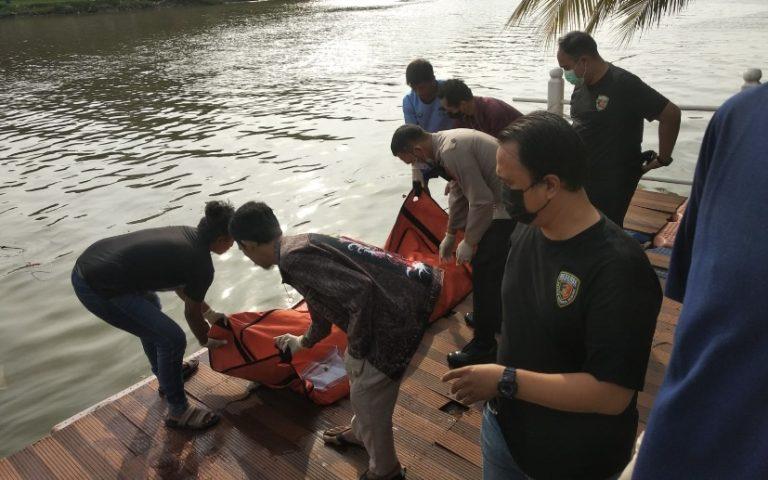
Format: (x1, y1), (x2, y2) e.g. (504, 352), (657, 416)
(0, 0), (766, 457)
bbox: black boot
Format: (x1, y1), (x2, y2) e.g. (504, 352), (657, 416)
(447, 338), (497, 369)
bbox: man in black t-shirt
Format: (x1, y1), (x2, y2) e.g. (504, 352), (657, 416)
(557, 31), (681, 226)
(72, 201), (234, 431)
(442, 112), (661, 479)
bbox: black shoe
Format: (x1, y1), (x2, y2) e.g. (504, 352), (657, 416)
(464, 312), (475, 328)
(359, 467), (406, 480)
(447, 341), (497, 369)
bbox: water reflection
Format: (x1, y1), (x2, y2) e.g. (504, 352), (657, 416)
(0, 0), (765, 458)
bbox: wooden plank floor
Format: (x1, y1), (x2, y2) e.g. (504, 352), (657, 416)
(0, 189), (686, 480)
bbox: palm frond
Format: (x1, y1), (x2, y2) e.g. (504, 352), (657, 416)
(507, 0), (692, 46)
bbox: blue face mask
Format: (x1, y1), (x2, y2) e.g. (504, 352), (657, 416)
(564, 69), (583, 87)
(563, 59), (587, 87)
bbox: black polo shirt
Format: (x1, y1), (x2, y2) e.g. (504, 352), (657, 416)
(75, 226), (214, 302)
(497, 217), (661, 479)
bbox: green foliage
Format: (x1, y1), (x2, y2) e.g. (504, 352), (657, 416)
(0, 0), (224, 17)
(507, 0), (693, 45)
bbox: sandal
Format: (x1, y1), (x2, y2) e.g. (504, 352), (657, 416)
(158, 359), (200, 397)
(165, 405), (220, 430)
(323, 425), (364, 448)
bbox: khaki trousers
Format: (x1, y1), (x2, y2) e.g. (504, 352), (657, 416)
(345, 352), (402, 477)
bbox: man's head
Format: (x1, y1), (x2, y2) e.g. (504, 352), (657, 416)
(198, 200), (235, 255)
(437, 79), (474, 118)
(228, 201), (283, 269)
(496, 111), (587, 227)
(556, 31), (601, 86)
(390, 124), (433, 165)
(406, 59), (438, 103)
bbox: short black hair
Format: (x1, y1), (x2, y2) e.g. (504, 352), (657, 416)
(558, 31), (599, 59)
(390, 124), (429, 156)
(197, 200), (235, 243)
(405, 59), (435, 86)
(437, 79), (473, 106)
(497, 111), (586, 191)
(229, 201), (282, 244)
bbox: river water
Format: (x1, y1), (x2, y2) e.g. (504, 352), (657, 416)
(0, 0), (765, 458)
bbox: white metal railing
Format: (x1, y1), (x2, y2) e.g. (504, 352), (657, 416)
(512, 67), (763, 187)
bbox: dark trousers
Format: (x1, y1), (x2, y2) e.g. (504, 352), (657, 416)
(472, 219), (516, 347)
(587, 170), (642, 227)
(71, 269), (189, 415)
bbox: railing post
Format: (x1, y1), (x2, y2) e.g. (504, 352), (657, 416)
(548, 68), (564, 116)
(742, 68), (762, 90)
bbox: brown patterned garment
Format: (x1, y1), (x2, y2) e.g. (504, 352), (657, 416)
(278, 234), (443, 379)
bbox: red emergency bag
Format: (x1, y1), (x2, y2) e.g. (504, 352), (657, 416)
(208, 190), (473, 404)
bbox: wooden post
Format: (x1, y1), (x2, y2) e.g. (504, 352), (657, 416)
(742, 68), (762, 90)
(548, 68), (564, 116)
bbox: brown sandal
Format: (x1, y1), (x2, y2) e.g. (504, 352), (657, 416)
(323, 425), (364, 448)
(165, 405), (220, 430)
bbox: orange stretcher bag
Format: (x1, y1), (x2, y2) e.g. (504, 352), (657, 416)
(384, 190), (473, 321)
(208, 190), (473, 405)
(208, 302), (350, 405)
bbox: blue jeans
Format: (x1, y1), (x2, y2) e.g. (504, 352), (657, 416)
(71, 269), (188, 415)
(482, 405), (532, 480)
(482, 404), (623, 480)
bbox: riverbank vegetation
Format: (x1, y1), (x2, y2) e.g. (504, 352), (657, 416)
(0, 0), (224, 17)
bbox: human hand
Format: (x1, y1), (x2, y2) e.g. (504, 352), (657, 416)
(455, 239), (475, 265)
(442, 364), (505, 405)
(204, 337), (228, 349)
(203, 308), (228, 326)
(274, 334), (305, 355)
(439, 233), (456, 263)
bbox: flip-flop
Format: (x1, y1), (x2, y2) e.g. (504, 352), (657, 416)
(165, 405), (220, 430)
(323, 425), (364, 448)
(158, 359), (199, 397)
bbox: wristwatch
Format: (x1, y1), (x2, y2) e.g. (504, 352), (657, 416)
(497, 367), (518, 399)
(657, 155), (673, 166)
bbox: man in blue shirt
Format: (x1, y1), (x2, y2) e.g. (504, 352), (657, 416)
(633, 83), (768, 478)
(403, 59), (454, 194)
(402, 58), (453, 133)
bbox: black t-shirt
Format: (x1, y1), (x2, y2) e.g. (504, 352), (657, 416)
(497, 217), (661, 480)
(571, 64), (668, 182)
(75, 226), (214, 302)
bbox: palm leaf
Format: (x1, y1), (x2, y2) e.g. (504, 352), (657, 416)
(507, 0), (692, 45)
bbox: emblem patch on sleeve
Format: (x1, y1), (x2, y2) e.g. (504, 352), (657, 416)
(556, 271), (581, 308)
(596, 95), (610, 111)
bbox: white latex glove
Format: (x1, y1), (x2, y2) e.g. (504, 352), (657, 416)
(203, 308), (228, 326)
(204, 337), (228, 350)
(455, 239), (475, 265)
(439, 233), (456, 263)
(274, 334), (305, 355)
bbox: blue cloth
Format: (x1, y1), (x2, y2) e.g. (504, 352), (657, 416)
(402, 80), (453, 133)
(71, 269), (189, 415)
(481, 405), (532, 480)
(634, 84), (768, 479)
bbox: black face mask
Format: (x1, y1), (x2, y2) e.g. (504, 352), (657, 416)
(502, 182), (550, 225)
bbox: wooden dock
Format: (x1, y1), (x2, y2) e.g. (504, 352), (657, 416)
(0, 189), (686, 480)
